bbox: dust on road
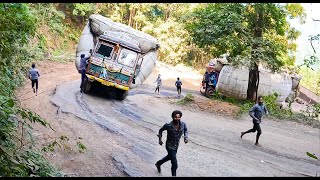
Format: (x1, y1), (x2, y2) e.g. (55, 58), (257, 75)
(16, 60), (320, 177)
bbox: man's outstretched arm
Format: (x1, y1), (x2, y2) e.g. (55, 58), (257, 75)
(158, 124), (168, 145)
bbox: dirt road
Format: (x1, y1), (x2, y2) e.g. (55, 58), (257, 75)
(16, 61), (320, 177)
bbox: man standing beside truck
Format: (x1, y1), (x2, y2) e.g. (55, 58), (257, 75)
(79, 54), (90, 93)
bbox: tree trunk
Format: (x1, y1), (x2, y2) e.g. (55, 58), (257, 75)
(128, 7), (133, 26)
(247, 6), (263, 102)
(128, 6), (136, 28)
(247, 63), (259, 101)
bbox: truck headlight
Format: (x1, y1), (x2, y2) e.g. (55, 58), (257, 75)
(121, 80), (127, 84)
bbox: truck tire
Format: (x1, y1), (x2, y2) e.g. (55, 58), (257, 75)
(205, 86), (214, 98)
(82, 78), (92, 93)
(115, 89), (128, 100)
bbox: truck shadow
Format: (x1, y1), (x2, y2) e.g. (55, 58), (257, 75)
(84, 81), (118, 100)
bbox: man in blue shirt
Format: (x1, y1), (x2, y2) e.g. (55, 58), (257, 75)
(155, 110), (188, 176)
(241, 96), (269, 147)
(79, 54), (90, 93)
(29, 63), (40, 96)
(175, 77), (182, 96)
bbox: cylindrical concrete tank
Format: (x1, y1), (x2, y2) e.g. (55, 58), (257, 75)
(75, 14), (159, 88)
(216, 65), (292, 103)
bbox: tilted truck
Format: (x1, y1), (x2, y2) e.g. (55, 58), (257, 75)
(75, 14), (160, 100)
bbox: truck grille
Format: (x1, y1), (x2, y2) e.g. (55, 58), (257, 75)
(88, 64), (130, 85)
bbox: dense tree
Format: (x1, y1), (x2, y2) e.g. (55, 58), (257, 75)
(184, 3), (306, 101)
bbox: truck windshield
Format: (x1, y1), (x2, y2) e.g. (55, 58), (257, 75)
(96, 43), (114, 59)
(118, 49), (138, 68)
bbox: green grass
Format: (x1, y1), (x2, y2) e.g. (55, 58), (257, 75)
(176, 93), (194, 105)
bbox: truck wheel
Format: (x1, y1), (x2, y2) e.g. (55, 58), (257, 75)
(82, 78), (92, 93)
(115, 89), (128, 100)
(205, 86), (214, 98)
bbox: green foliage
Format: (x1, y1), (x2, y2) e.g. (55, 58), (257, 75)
(71, 3), (95, 17)
(234, 93), (320, 128)
(0, 93), (61, 176)
(0, 150), (62, 177)
(38, 4), (66, 35)
(306, 151), (318, 160)
(210, 91), (240, 105)
(184, 3), (306, 73)
(304, 103), (320, 120)
(303, 55), (320, 70)
(237, 101), (255, 117)
(42, 135), (87, 154)
(0, 3), (70, 176)
(77, 140), (87, 153)
(263, 93), (292, 119)
(298, 66), (320, 95)
(177, 93), (194, 105)
(207, 91), (255, 117)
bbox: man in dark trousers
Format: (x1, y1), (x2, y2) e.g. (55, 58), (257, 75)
(29, 63), (40, 96)
(79, 54), (90, 93)
(175, 77), (182, 96)
(241, 96), (269, 147)
(155, 110), (188, 176)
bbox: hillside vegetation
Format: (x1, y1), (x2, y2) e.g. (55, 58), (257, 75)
(0, 3), (319, 176)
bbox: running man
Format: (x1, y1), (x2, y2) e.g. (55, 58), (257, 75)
(29, 63), (40, 96)
(154, 74), (162, 94)
(175, 77), (182, 96)
(155, 110), (188, 176)
(241, 96), (269, 146)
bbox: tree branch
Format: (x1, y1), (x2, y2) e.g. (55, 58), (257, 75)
(312, 18), (320, 22)
(310, 39), (317, 54)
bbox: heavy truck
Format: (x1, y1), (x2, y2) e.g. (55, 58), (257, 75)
(75, 14), (160, 100)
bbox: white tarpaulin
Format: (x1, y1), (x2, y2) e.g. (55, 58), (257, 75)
(75, 14), (159, 89)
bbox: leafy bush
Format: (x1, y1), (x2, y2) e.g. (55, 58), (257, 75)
(0, 4), (64, 176)
(237, 101), (255, 117)
(236, 93), (320, 128)
(177, 93), (194, 105)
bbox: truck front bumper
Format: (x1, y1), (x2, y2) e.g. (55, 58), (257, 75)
(86, 74), (129, 91)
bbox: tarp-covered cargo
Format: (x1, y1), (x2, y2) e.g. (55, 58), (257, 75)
(75, 14), (159, 89)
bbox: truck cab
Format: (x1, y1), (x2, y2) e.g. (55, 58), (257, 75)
(82, 31), (143, 100)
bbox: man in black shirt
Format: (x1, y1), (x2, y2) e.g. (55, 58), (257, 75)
(175, 77), (182, 96)
(155, 110), (188, 176)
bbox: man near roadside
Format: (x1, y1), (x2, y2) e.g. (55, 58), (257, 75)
(241, 96), (269, 147)
(155, 110), (188, 177)
(29, 63), (40, 96)
(154, 74), (162, 94)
